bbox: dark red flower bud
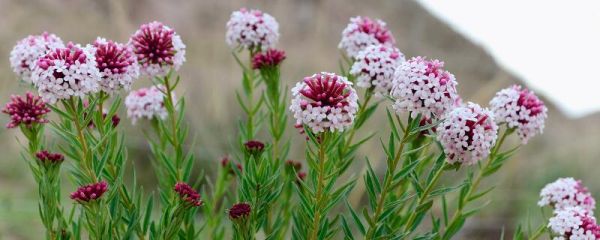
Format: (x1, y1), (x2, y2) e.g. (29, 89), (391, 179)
(36, 150), (64, 164)
(251, 48), (286, 70)
(70, 181), (108, 202)
(174, 182), (202, 207)
(2, 92), (50, 129)
(228, 202), (251, 220)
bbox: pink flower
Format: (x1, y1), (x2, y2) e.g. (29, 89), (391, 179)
(174, 182), (202, 207)
(539, 178), (596, 212)
(124, 85), (174, 124)
(93, 38), (140, 93)
(290, 72), (359, 133)
(548, 206), (600, 239)
(339, 16), (395, 58)
(490, 85), (548, 144)
(2, 92), (50, 128)
(226, 8), (279, 51)
(36, 150), (64, 164)
(251, 49), (286, 69)
(129, 21), (186, 76)
(31, 43), (101, 103)
(350, 44), (405, 97)
(70, 181), (108, 202)
(10, 32), (64, 82)
(228, 202), (251, 220)
(391, 56), (460, 119)
(437, 103), (498, 165)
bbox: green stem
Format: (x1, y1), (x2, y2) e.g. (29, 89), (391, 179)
(163, 76), (183, 181)
(66, 98), (97, 182)
(528, 224), (547, 240)
(341, 90), (373, 155)
(403, 161), (447, 233)
(309, 134), (328, 240)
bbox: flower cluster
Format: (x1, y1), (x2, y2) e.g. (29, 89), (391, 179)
(290, 72), (359, 133)
(35, 150), (64, 165)
(31, 43), (101, 103)
(93, 38), (139, 93)
(244, 140), (265, 156)
(10, 32), (64, 82)
(174, 182), (202, 207)
(391, 56), (460, 119)
(548, 206), (600, 240)
(490, 85), (548, 144)
(129, 21), (186, 76)
(436, 103), (498, 165)
(124, 85), (173, 124)
(226, 8), (279, 51)
(228, 202), (251, 220)
(251, 48), (286, 70)
(339, 16), (395, 58)
(539, 178), (596, 212)
(2, 92), (50, 128)
(70, 181), (108, 203)
(350, 44), (404, 97)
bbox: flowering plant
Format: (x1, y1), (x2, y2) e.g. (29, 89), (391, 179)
(2, 9), (555, 240)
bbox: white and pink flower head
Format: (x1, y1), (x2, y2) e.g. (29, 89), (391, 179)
(290, 72), (359, 133)
(490, 85), (547, 144)
(125, 85), (174, 124)
(539, 177), (596, 212)
(391, 56), (460, 119)
(437, 102), (498, 165)
(129, 21), (186, 77)
(31, 42), (101, 103)
(548, 206), (600, 240)
(93, 38), (140, 93)
(10, 32), (65, 83)
(350, 44), (405, 97)
(338, 16), (395, 59)
(226, 8), (279, 51)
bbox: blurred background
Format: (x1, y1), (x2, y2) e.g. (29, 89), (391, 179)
(0, 0), (598, 239)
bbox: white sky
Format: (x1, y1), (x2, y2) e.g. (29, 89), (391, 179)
(416, 0), (600, 117)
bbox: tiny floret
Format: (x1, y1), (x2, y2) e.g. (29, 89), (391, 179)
(226, 8), (279, 51)
(2, 92), (50, 128)
(437, 103), (498, 165)
(129, 21), (186, 77)
(244, 140), (265, 156)
(174, 182), (202, 207)
(10, 32), (64, 82)
(391, 56), (460, 119)
(124, 85), (173, 124)
(338, 16), (395, 58)
(539, 177), (596, 212)
(70, 181), (108, 202)
(31, 43), (101, 103)
(252, 48), (286, 70)
(228, 202), (251, 220)
(93, 38), (139, 93)
(490, 85), (548, 144)
(350, 44), (405, 97)
(36, 150), (64, 165)
(548, 206), (600, 240)
(290, 72), (359, 133)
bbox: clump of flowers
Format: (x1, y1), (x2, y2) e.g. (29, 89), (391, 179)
(70, 181), (108, 203)
(539, 177), (596, 212)
(244, 140), (265, 157)
(124, 85), (173, 124)
(437, 102), (498, 165)
(129, 21), (186, 76)
(350, 44), (404, 97)
(338, 16), (395, 58)
(10, 32), (64, 82)
(226, 8), (279, 51)
(228, 202), (251, 220)
(548, 206), (600, 240)
(174, 182), (202, 207)
(2, 92), (50, 128)
(31, 43), (101, 103)
(251, 48), (286, 70)
(391, 56), (460, 119)
(490, 85), (548, 144)
(35, 150), (64, 165)
(290, 72), (359, 133)
(93, 38), (140, 93)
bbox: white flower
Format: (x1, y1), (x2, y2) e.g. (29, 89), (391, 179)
(10, 32), (64, 83)
(226, 8), (279, 51)
(490, 85), (548, 144)
(548, 206), (600, 240)
(539, 178), (596, 212)
(290, 72), (359, 133)
(338, 16), (395, 58)
(125, 85), (175, 124)
(350, 44), (405, 97)
(391, 56), (460, 119)
(30, 43), (101, 103)
(437, 102), (498, 165)
(129, 21), (186, 77)
(93, 38), (140, 93)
